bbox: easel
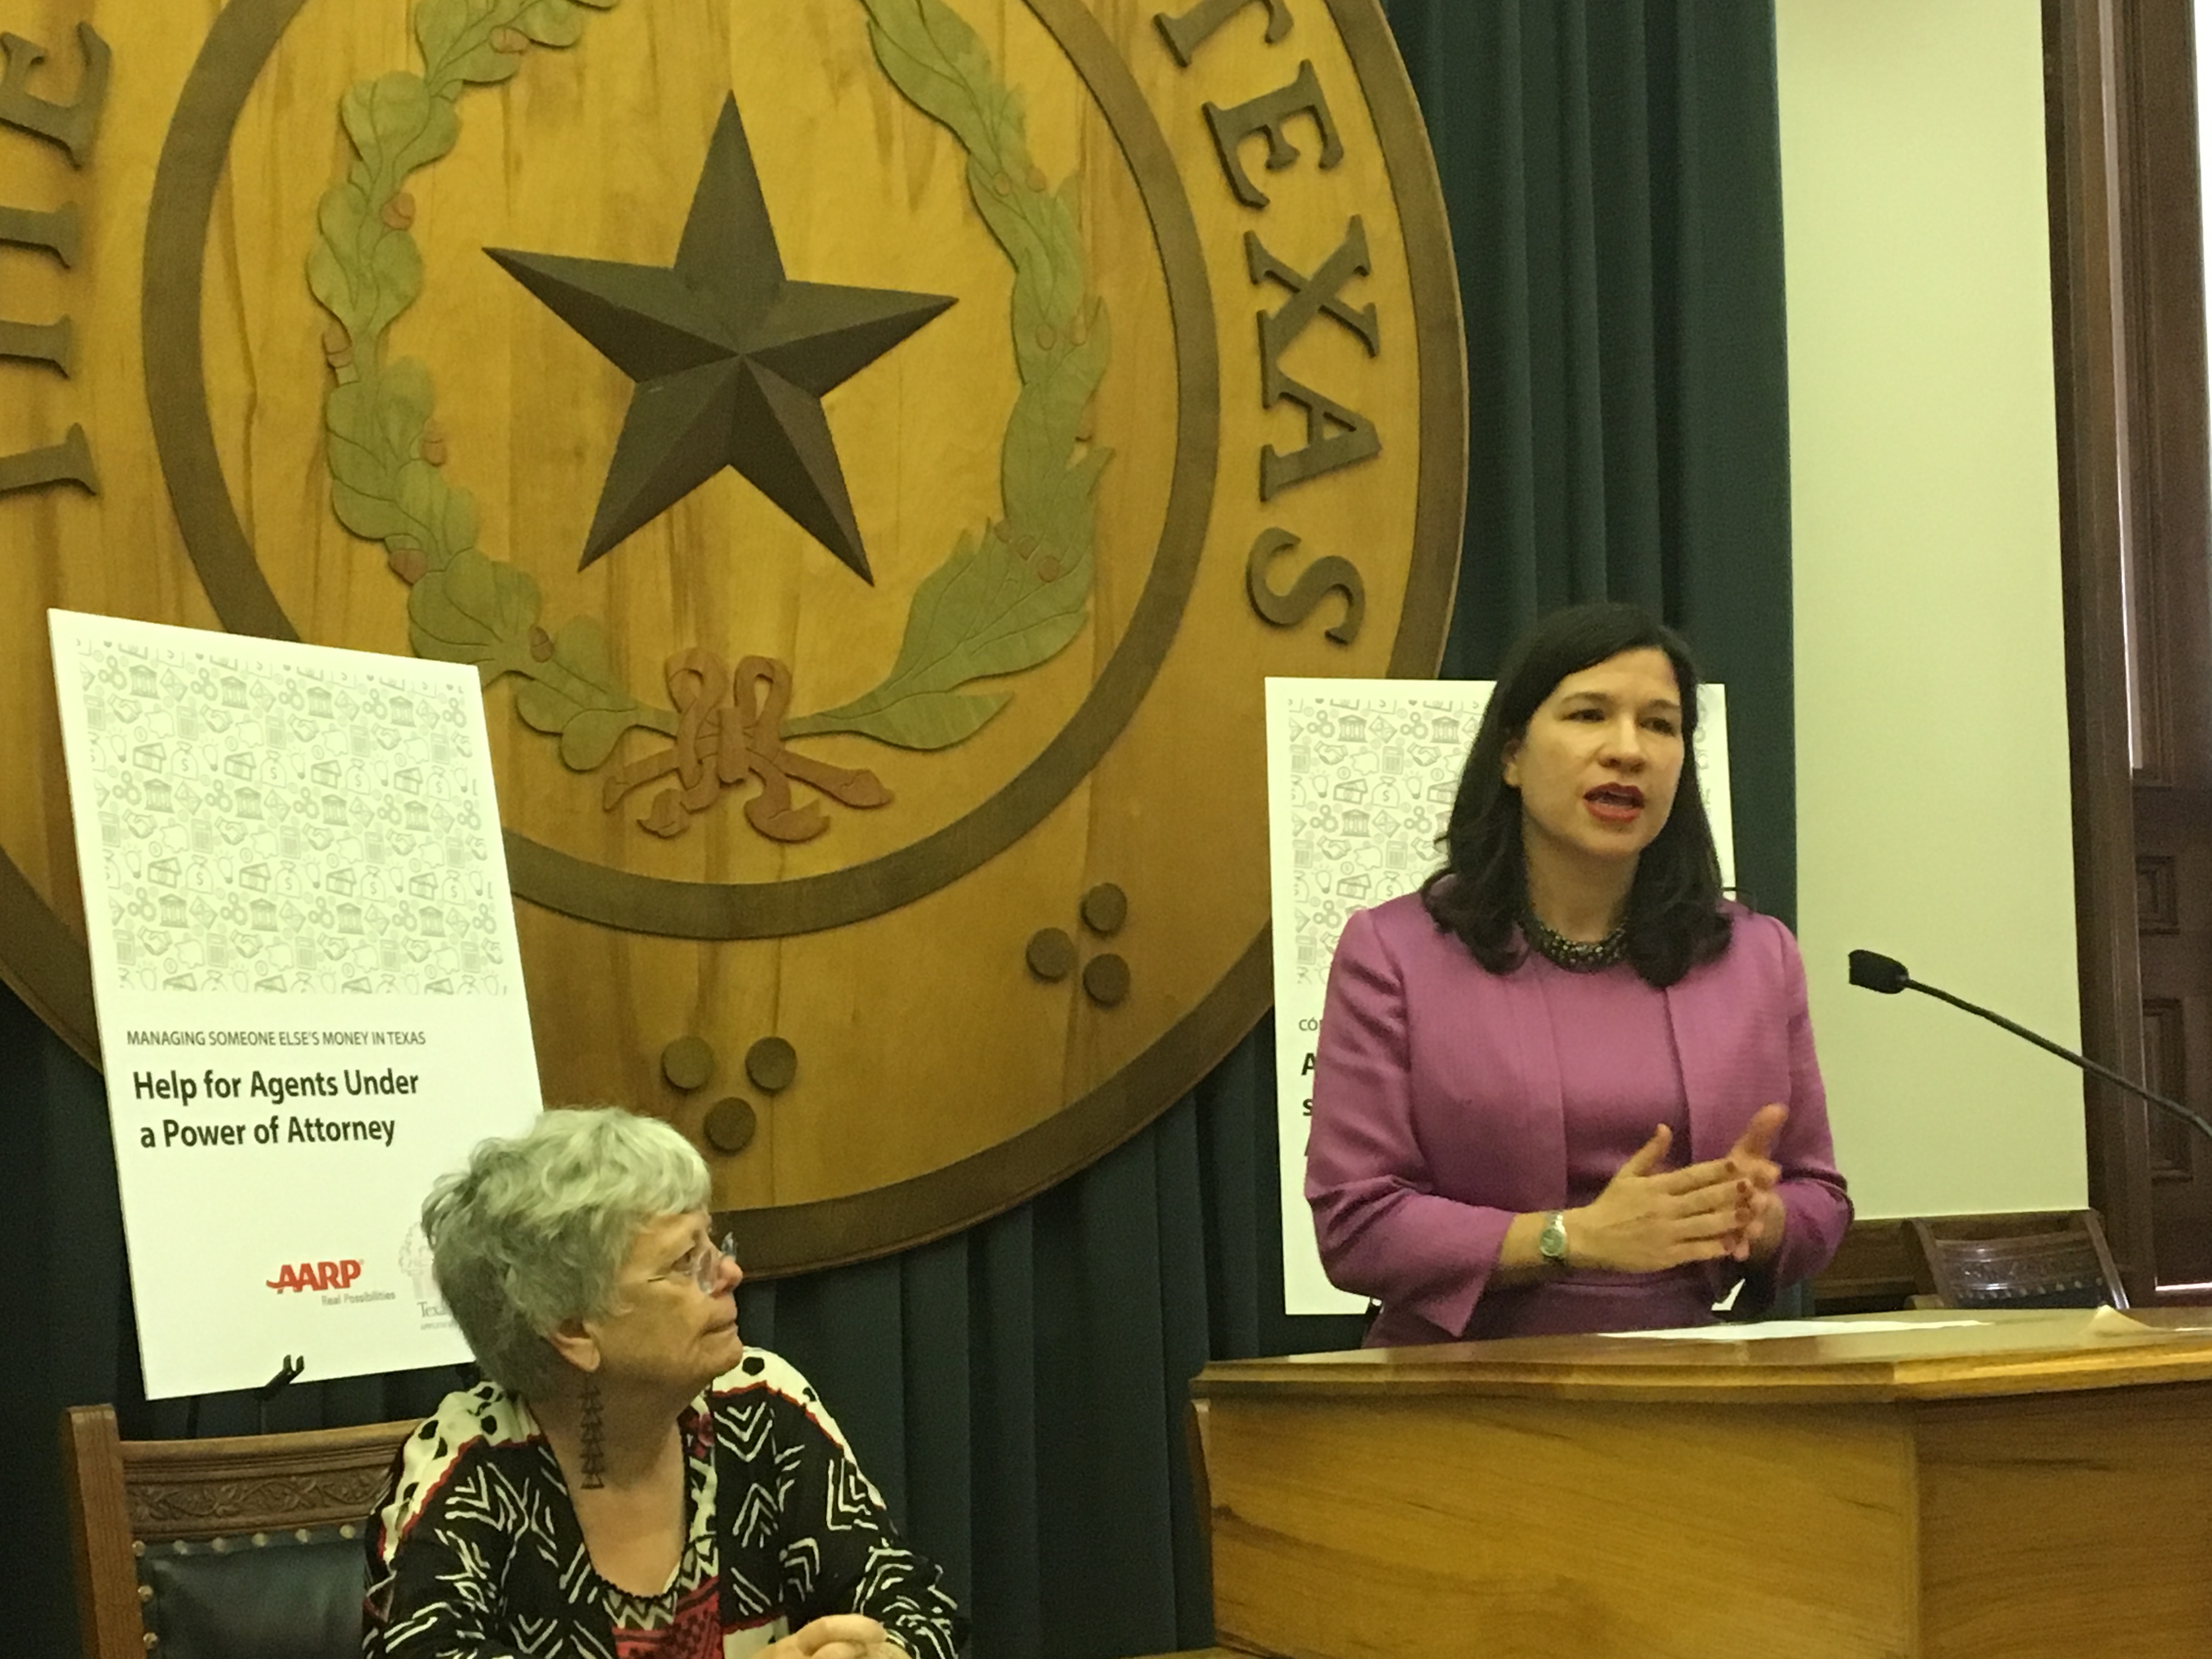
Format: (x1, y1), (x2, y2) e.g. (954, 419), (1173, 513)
(179, 1353), (306, 1438)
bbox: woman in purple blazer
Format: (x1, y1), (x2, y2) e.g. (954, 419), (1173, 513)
(1307, 603), (1850, 1346)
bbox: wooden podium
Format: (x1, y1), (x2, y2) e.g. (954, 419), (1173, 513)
(1189, 1309), (2212, 1658)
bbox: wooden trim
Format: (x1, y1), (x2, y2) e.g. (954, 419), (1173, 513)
(2044, 0), (2156, 1302)
(2115, 0), (2212, 789)
(1193, 1307), (2212, 1403)
(61, 1405), (144, 1659)
(116, 1417), (414, 1543)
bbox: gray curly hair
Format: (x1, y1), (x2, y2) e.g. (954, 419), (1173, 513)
(421, 1107), (710, 1393)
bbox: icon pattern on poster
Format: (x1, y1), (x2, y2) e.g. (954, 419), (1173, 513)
(1280, 692), (1474, 987)
(61, 635), (514, 996)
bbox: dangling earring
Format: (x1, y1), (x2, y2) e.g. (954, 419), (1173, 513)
(579, 1373), (606, 1489)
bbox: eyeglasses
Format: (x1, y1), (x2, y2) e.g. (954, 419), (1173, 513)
(651, 1232), (736, 1295)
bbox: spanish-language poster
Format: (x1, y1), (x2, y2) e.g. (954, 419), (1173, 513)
(48, 611), (541, 1397)
(1265, 679), (1734, 1317)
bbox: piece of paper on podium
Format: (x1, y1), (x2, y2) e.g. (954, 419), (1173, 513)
(1603, 1317), (1992, 1341)
(48, 612), (541, 1398)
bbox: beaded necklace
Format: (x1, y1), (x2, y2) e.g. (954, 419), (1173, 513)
(1522, 911), (1628, 973)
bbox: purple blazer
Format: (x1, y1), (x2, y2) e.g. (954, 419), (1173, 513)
(1305, 893), (1851, 1347)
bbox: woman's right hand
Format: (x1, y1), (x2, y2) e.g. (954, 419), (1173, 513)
(1566, 1124), (1750, 1272)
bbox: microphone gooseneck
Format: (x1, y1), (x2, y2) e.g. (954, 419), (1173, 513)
(1848, 949), (2212, 1147)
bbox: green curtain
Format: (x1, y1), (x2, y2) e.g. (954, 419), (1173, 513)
(0, 4), (1795, 1654)
(1401, 0), (1798, 920)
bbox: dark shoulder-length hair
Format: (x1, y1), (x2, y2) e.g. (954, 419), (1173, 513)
(1420, 601), (1731, 988)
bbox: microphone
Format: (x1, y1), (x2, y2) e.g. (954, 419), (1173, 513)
(1847, 950), (1911, 996)
(1848, 950), (2212, 1146)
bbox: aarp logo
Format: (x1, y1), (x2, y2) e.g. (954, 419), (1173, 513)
(266, 1259), (363, 1293)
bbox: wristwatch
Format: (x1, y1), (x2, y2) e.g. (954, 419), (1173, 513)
(1538, 1210), (1570, 1269)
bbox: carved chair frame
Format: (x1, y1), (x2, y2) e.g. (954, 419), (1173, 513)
(61, 1403), (413, 1659)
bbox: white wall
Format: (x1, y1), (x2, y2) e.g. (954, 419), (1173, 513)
(1777, 0), (2089, 1218)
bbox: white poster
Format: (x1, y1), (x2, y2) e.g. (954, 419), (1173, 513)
(49, 611), (541, 1398)
(1265, 679), (1733, 1316)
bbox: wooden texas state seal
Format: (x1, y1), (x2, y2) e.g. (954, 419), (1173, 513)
(0, 0), (1463, 1273)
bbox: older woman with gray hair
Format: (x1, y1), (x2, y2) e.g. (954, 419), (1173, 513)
(363, 1107), (963, 1659)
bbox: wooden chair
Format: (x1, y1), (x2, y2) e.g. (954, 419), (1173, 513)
(61, 1403), (414, 1659)
(1906, 1211), (2129, 1311)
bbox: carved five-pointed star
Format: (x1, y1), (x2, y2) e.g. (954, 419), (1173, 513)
(486, 93), (955, 581)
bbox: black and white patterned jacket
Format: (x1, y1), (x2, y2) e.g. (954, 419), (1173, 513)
(363, 1348), (964, 1658)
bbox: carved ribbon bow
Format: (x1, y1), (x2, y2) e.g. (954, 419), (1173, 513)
(603, 651), (890, 842)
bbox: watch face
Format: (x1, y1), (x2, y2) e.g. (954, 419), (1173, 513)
(1541, 1214), (1568, 1261)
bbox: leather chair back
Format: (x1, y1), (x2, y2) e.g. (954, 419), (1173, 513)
(63, 1403), (413, 1659)
(1906, 1211), (2129, 1310)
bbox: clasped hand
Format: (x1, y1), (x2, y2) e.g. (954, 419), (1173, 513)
(1566, 1105), (1788, 1272)
(761, 1615), (911, 1659)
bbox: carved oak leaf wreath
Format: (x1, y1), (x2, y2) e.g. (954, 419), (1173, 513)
(310, 0), (1113, 844)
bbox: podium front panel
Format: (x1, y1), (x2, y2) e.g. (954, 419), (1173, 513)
(1194, 1311), (2212, 1658)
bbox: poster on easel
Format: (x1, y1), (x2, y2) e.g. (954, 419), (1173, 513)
(49, 611), (541, 1398)
(1265, 679), (1734, 1317)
